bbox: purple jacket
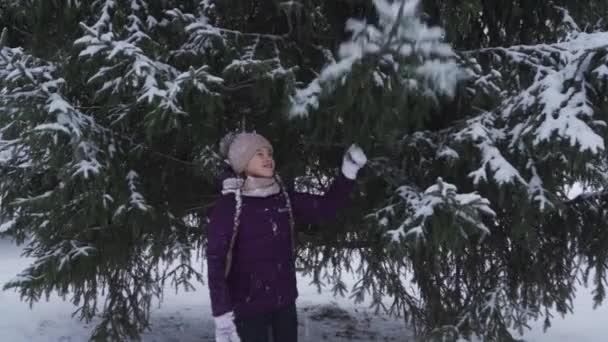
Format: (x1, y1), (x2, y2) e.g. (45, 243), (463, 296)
(206, 174), (354, 317)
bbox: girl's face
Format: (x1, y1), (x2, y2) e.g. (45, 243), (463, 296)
(245, 147), (275, 178)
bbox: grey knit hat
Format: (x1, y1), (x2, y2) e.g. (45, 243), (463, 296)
(222, 132), (273, 174)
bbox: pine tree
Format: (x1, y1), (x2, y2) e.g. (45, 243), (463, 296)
(1, 0), (607, 341)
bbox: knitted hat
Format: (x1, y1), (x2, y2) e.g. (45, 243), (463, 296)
(224, 132), (273, 174)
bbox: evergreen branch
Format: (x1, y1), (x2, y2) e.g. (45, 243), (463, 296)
(567, 189), (608, 204)
(213, 27), (288, 41)
(217, 80), (258, 91)
(8, 25), (33, 38)
(146, 149), (205, 166)
(381, 0), (408, 52)
(298, 234), (374, 249)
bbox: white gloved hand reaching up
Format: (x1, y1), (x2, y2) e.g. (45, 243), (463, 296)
(341, 144), (367, 180)
(214, 311), (241, 342)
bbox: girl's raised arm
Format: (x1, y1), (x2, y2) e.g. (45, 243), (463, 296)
(291, 144), (367, 224)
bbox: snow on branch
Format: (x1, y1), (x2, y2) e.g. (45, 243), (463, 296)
(289, 0), (464, 117)
(74, 1), (222, 126)
(453, 112), (526, 186)
(0, 46), (103, 179)
(449, 110), (553, 210)
(3, 240), (97, 289)
(91, 0), (115, 33)
(465, 32), (608, 154)
(456, 27), (608, 209)
(180, 12), (226, 54)
(126, 170), (151, 212)
(386, 178), (495, 242)
(177, 10), (292, 87)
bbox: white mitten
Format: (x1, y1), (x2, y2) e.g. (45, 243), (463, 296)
(214, 311), (241, 342)
(341, 144), (367, 180)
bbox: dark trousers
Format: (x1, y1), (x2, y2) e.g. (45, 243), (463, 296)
(235, 303), (298, 342)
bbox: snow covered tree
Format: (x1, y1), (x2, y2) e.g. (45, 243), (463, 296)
(1, 0), (607, 341)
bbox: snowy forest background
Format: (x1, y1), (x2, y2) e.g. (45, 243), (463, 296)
(1, 0), (607, 341)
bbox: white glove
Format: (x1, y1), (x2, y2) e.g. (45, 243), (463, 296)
(214, 311), (241, 342)
(341, 144), (367, 180)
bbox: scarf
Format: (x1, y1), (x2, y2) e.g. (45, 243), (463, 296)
(221, 175), (281, 197)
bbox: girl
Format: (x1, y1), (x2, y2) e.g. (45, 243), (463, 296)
(207, 132), (367, 342)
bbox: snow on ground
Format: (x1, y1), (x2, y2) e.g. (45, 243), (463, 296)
(0, 238), (408, 342)
(518, 291), (608, 342)
(1, 236), (606, 341)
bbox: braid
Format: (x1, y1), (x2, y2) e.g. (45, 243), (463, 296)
(275, 174), (296, 252)
(224, 182), (244, 278)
